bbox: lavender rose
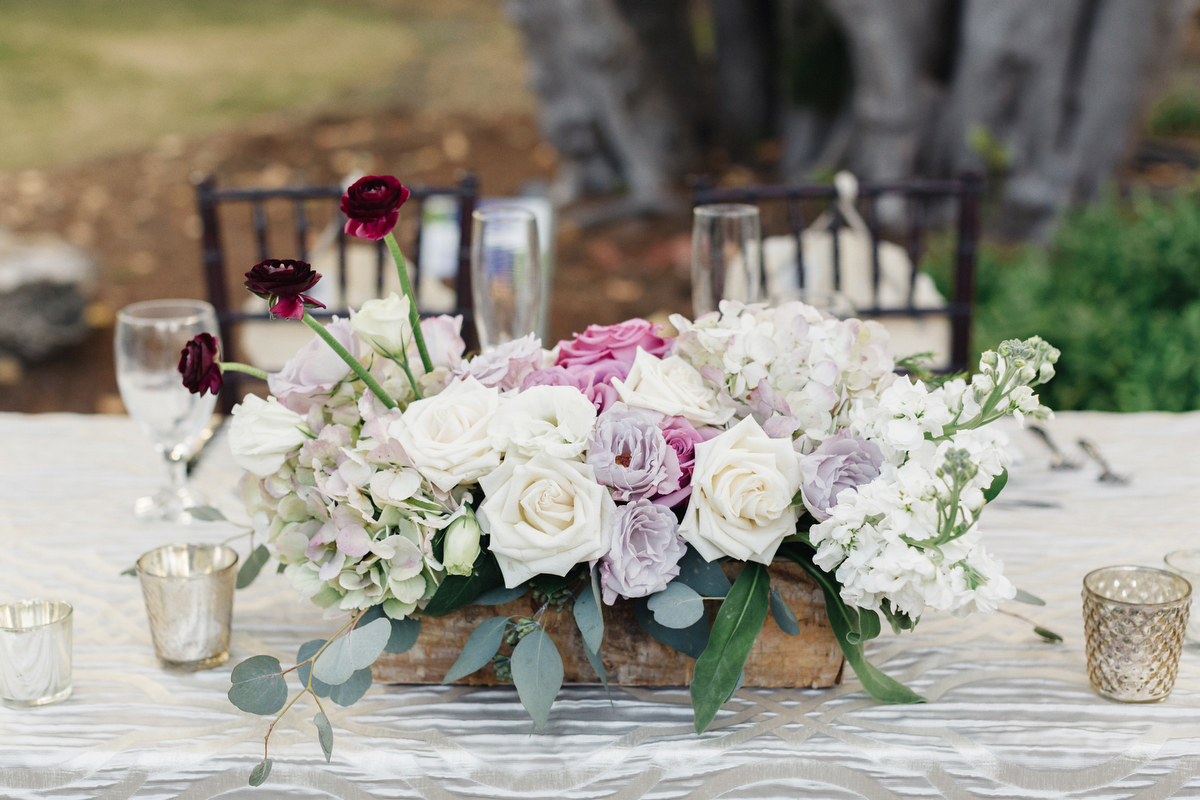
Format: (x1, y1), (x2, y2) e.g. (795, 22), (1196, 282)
(798, 430), (885, 521)
(268, 317), (358, 413)
(556, 319), (671, 368)
(587, 403), (682, 502)
(597, 499), (686, 604)
(244, 259), (326, 320)
(340, 175), (410, 241)
(178, 333), (222, 396)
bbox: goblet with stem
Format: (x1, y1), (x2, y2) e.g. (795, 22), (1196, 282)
(471, 206), (542, 352)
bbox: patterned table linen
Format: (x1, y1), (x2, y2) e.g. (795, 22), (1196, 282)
(2, 411), (1200, 799)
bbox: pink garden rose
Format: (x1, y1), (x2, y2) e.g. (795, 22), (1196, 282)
(268, 317), (358, 413)
(555, 319), (672, 368)
(522, 358), (630, 414)
(653, 415), (720, 508)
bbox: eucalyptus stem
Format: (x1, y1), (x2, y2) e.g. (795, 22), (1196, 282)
(384, 233), (433, 375)
(300, 313), (396, 410)
(218, 361), (270, 381)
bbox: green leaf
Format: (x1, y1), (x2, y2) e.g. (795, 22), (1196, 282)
(675, 546), (731, 598)
(423, 551), (504, 616)
(237, 544), (271, 590)
(228, 655), (288, 716)
(648, 582), (705, 629)
(582, 635), (610, 695)
(573, 568), (604, 654)
(443, 616), (509, 684)
(782, 545), (925, 705)
(690, 563), (771, 733)
(297, 640), (334, 696)
(249, 759), (272, 786)
(188, 505), (227, 522)
(983, 468), (1008, 503)
(769, 587), (800, 635)
(328, 669), (371, 706)
(313, 617), (391, 686)
(1034, 626), (1064, 643)
(120, 566), (136, 577)
(314, 712), (333, 763)
(473, 583), (529, 606)
(277, 562), (287, 574)
(1013, 588), (1046, 606)
(857, 608), (882, 643)
(361, 606), (423, 654)
(633, 596), (709, 659)
(510, 628), (564, 730)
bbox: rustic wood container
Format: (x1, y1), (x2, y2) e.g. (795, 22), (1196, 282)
(373, 560), (845, 688)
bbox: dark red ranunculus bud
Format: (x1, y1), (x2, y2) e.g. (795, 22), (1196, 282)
(243, 259), (326, 320)
(178, 332), (223, 396)
(340, 175), (410, 240)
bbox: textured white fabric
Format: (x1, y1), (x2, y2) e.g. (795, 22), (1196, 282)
(2, 411), (1200, 799)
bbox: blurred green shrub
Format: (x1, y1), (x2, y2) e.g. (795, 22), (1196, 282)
(926, 191), (1200, 412)
(1148, 92), (1200, 137)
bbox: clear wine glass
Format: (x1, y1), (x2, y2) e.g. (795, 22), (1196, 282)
(471, 206), (542, 351)
(115, 299), (220, 522)
(692, 204), (762, 317)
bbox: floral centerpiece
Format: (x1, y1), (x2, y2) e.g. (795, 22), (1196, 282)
(180, 175), (1059, 786)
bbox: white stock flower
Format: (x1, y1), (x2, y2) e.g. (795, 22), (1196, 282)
(680, 416), (802, 564)
(351, 292), (413, 358)
(488, 385), (597, 460)
(387, 377), (502, 492)
(229, 394), (310, 476)
(478, 453), (614, 587)
(614, 348), (734, 427)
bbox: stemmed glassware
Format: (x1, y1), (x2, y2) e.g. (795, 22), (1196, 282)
(471, 206), (542, 352)
(691, 204), (762, 317)
(115, 299), (220, 522)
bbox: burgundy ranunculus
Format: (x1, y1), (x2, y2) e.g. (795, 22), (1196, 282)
(244, 259), (326, 320)
(340, 175), (410, 240)
(178, 332), (223, 396)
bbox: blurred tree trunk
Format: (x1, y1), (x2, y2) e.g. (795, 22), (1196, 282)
(509, 0), (1198, 235)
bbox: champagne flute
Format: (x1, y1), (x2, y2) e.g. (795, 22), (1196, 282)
(115, 299), (220, 522)
(471, 206), (541, 351)
(691, 204), (762, 317)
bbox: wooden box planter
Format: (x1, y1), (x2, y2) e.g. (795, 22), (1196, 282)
(373, 560), (845, 689)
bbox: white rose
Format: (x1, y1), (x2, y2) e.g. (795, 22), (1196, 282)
(478, 453), (614, 587)
(613, 348), (735, 427)
(680, 417), (802, 564)
(229, 394), (310, 477)
(387, 377), (501, 492)
(488, 385), (597, 460)
(351, 292), (412, 358)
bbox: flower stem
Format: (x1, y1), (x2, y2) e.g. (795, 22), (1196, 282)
(384, 233), (433, 375)
(300, 313), (397, 410)
(218, 361), (270, 381)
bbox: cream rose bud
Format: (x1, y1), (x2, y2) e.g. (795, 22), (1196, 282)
(614, 348), (735, 428)
(443, 507), (483, 576)
(488, 385), (597, 460)
(351, 292), (413, 358)
(478, 453), (614, 587)
(229, 394), (310, 477)
(680, 417), (803, 564)
(387, 377), (502, 492)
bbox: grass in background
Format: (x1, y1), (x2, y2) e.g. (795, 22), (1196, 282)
(0, 0), (532, 171)
(1148, 91), (1200, 137)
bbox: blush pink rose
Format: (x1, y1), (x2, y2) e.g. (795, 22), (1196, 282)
(555, 319), (672, 368)
(652, 415), (720, 508)
(523, 358), (630, 414)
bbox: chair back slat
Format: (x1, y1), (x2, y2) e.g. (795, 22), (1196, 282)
(829, 202), (842, 291)
(294, 200), (310, 263)
(906, 195), (925, 307)
(786, 197), (806, 290)
(865, 195), (882, 305)
(252, 200), (269, 262)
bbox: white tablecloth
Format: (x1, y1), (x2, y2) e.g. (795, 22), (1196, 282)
(2, 411), (1200, 799)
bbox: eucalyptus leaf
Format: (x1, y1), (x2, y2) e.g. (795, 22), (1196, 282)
(120, 566), (136, 577)
(1034, 626), (1064, 643)
(648, 582), (706, 629)
(328, 667), (373, 706)
(249, 759), (272, 786)
(312, 617), (391, 686)
(676, 546), (731, 598)
(228, 655), (288, 716)
(633, 596), (709, 659)
(1014, 588), (1047, 606)
(360, 606), (423, 654)
(769, 587), (801, 636)
(983, 468), (1008, 503)
(237, 544), (271, 589)
(690, 563), (770, 733)
(511, 628), (564, 730)
(296, 640), (334, 697)
(573, 570), (604, 654)
(582, 636), (610, 697)
(443, 616), (509, 684)
(423, 551), (504, 616)
(314, 712), (333, 763)
(473, 583), (529, 606)
(188, 505), (227, 522)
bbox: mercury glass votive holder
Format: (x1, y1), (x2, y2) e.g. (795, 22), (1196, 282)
(136, 544), (238, 671)
(1164, 550), (1200, 645)
(1082, 565), (1191, 703)
(0, 599), (73, 708)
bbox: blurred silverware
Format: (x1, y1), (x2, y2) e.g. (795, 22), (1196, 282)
(1029, 425), (1081, 470)
(1077, 438), (1130, 484)
(186, 413), (226, 478)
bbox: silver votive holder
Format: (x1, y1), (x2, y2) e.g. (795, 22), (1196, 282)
(0, 599), (73, 708)
(136, 544), (238, 671)
(1164, 550), (1200, 646)
(1082, 565), (1191, 703)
